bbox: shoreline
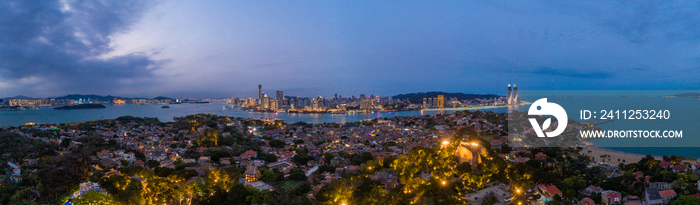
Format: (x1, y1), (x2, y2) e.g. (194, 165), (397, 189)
(422, 102), (531, 111)
(580, 145), (663, 165)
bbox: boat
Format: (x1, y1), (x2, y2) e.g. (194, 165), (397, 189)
(161, 105), (170, 108)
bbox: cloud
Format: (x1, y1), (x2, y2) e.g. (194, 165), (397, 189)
(551, 1), (700, 44)
(0, 0), (161, 97)
(531, 67), (612, 79)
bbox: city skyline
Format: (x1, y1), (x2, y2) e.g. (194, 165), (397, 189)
(1, 1), (700, 99)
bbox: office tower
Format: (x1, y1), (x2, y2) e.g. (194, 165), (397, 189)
(513, 84), (518, 104)
(318, 96), (325, 108)
(437, 95), (445, 108)
(270, 99), (278, 110)
(359, 94), (365, 100)
(360, 99), (372, 110)
(423, 98), (427, 108)
(507, 84), (513, 105)
(276, 91), (284, 105)
(262, 93), (270, 109)
(258, 85), (262, 108)
(312, 98), (319, 110)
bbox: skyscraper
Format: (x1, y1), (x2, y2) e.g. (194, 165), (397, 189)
(507, 84), (519, 105)
(258, 85), (262, 109)
(512, 84), (518, 104)
(276, 91), (284, 106)
(507, 84), (512, 105)
(437, 95), (445, 108)
(262, 93), (270, 109)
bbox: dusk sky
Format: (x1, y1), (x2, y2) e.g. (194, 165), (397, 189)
(1, 0), (699, 99)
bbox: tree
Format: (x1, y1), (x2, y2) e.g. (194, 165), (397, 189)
(227, 184), (252, 204)
(146, 160), (160, 168)
(670, 195), (700, 205)
(293, 154), (314, 165)
(134, 151), (146, 161)
(89, 171), (105, 183)
(269, 140), (285, 148)
(60, 138), (71, 148)
(324, 153), (334, 164)
(73, 190), (119, 205)
(195, 129), (220, 147)
(288, 167), (306, 181)
(98, 175), (144, 205)
(455, 162), (472, 174)
(293, 183), (312, 196)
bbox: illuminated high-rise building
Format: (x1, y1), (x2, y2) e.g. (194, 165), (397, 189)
(513, 84), (518, 104)
(507, 84), (512, 105)
(270, 99), (278, 110)
(275, 91), (284, 106)
(258, 85), (262, 109)
(262, 93), (270, 109)
(507, 84), (519, 104)
(437, 95), (445, 108)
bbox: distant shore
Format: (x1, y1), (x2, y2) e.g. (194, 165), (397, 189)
(578, 145), (700, 165)
(422, 102), (531, 111)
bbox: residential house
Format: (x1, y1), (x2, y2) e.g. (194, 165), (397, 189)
(645, 188), (663, 205)
(659, 189), (677, 205)
(580, 198), (595, 205)
(672, 165), (687, 173)
(371, 169), (398, 191)
(245, 165), (260, 183)
(601, 190), (622, 205)
(535, 152), (547, 161)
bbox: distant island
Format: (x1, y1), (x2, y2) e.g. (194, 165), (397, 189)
(665, 92), (700, 98)
(3, 94), (175, 102)
(392, 91), (501, 104)
(54, 104), (106, 110)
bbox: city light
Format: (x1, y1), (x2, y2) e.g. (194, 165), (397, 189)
(442, 181), (445, 185)
(442, 141), (449, 145)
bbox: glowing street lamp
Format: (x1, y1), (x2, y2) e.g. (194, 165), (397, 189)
(442, 181), (446, 185)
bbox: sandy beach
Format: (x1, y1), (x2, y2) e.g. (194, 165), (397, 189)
(581, 145), (664, 165)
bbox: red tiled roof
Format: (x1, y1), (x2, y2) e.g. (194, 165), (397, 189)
(607, 192), (621, 198)
(673, 165), (687, 171)
(659, 161), (673, 167)
(659, 189), (677, 197)
(263, 130), (279, 134)
(546, 185), (562, 195)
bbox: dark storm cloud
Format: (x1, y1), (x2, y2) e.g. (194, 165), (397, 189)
(0, 0), (160, 96)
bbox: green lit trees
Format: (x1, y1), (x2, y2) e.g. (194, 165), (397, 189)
(73, 190), (118, 205)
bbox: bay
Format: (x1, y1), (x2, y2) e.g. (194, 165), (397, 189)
(0, 101), (510, 126)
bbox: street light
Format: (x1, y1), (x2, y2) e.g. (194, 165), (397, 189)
(442, 181), (446, 185)
(442, 141), (449, 145)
